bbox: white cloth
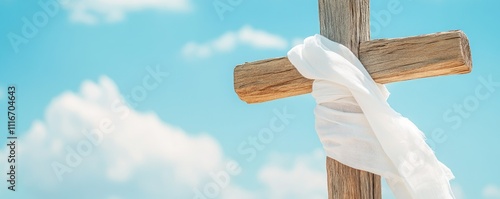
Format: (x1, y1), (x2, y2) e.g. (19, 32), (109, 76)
(287, 34), (455, 199)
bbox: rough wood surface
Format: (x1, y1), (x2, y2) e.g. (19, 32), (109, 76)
(232, 0), (473, 198)
(234, 30), (472, 104)
(329, 158), (381, 199)
(319, 1), (382, 199)
(360, 30), (472, 83)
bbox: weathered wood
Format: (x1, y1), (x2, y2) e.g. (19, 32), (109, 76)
(319, 1), (381, 199)
(360, 30), (472, 84)
(319, 0), (370, 56)
(234, 30), (472, 104)
(328, 158), (381, 199)
(232, 0), (473, 198)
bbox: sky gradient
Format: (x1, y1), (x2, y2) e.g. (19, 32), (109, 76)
(0, 0), (499, 198)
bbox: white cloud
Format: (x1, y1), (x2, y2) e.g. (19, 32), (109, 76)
(61, 0), (192, 24)
(0, 76), (330, 199)
(181, 25), (289, 59)
(483, 184), (500, 199)
(452, 184), (465, 199)
(0, 76), (227, 198)
(258, 149), (327, 199)
(221, 185), (258, 199)
(238, 26), (288, 50)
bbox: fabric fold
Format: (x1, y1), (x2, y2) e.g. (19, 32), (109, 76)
(287, 34), (455, 199)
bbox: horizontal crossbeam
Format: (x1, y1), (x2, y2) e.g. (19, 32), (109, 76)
(234, 30), (472, 104)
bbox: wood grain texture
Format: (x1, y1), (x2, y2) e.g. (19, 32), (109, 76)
(319, 1), (381, 199)
(233, 0), (473, 198)
(328, 158), (382, 199)
(319, 0), (370, 56)
(234, 30), (472, 104)
(360, 30), (472, 83)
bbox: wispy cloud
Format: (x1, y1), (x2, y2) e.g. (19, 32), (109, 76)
(483, 184), (500, 199)
(452, 184), (465, 199)
(221, 185), (258, 199)
(0, 76), (227, 198)
(62, 0), (192, 24)
(0, 76), (328, 198)
(181, 25), (289, 59)
(258, 149), (327, 199)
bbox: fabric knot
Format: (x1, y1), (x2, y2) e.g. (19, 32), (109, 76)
(287, 34), (455, 199)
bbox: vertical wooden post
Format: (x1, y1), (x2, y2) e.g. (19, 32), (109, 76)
(318, 0), (382, 198)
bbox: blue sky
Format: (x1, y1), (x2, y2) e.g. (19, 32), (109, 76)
(0, 0), (499, 198)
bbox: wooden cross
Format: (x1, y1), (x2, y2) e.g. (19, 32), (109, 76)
(233, 0), (472, 198)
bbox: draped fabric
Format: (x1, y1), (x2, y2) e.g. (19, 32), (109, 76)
(287, 34), (455, 199)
